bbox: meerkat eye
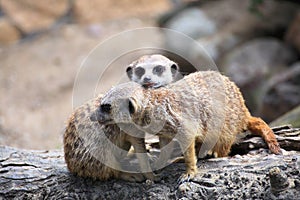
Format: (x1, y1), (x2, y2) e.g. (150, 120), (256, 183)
(100, 104), (111, 113)
(134, 67), (145, 78)
(153, 65), (165, 75)
(171, 64), (178, 75)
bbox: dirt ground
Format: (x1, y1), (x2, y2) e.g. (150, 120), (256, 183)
(0, 11), (166, 149)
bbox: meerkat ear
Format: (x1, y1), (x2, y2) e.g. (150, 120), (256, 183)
(171, 63), (179, 75)
(128, 97), (139, 115)
(126, 66), (133, 79)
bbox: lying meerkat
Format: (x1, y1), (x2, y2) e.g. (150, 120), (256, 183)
(126, 54), (180, 88)
(91, 71), (281, 182)
(64, 95), (158, 182)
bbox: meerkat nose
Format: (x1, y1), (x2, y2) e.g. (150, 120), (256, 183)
(143, 77), (151, 82)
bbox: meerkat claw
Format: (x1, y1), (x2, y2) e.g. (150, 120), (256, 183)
(269, 144), (282, 155)
(177, 173), (191, 185)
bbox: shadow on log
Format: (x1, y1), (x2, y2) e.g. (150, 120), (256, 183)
(0, 126), (300, 199)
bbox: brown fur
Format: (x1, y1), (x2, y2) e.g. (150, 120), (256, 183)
(63, 95), (158, 182)
(94, 71), (281, 181)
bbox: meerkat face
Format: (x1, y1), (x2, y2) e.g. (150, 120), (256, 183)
(91, 95), (150, 127)
(90, 82), (166, 135)
(90, 82), (145, 125)
(126, 54), (179, 89)
(91, 97), (133, 125)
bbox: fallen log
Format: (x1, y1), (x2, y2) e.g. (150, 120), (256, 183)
(232, 125), (300, 155)
(0, 126), (299, 199)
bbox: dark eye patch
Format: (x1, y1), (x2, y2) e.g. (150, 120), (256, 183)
(171, 64), (178, 75)
(100, 104), (111, 113)
(134, 67), (145, 78)
(153, 65), (165, 76)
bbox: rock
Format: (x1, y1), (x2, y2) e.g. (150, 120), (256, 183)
(178, 183), (191, 193)
(160, 0), (298, 72)
(85, 24), (104, 38)
(73, 0), (170, 24)
(165, 8), (217, 39)
(270, 98), (300, 128)
(269, 167), (290, 194)
(202, 0), (299, 62)
(0, 0), (70, 33)
(0, 17), (21, 44)
(286, 12), (300, 53)
(163, 7), (217, 67)
(221, 38), (297, 87)
(262, 62), (300, 122)
(220, 38), (297, 114)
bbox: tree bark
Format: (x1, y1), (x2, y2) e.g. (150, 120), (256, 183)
(0, 126), (299, 199)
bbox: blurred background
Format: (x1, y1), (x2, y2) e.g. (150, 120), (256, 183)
(0, 0), (299, 150)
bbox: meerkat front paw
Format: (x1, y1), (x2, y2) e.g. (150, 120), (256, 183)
(177, 169), (197, 184)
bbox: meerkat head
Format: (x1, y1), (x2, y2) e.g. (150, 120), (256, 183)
(91, 82), (167, 135)
(126, 54), (179, 89)
(90, 82), (145, 125)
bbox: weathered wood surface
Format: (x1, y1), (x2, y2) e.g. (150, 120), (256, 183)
(232, 125), (300, 155)
(0, 126), (300, 200)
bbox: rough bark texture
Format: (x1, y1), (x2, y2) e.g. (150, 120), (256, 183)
(0, 126), (300, 199)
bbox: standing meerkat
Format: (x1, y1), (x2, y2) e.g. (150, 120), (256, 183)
(91, 71), (281, 182)
(126, 54), (180, 88)
(64, 94), (159, 182)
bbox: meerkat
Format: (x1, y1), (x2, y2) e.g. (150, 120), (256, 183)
(91, 71), (281, 182)
(127, 54), (182, 167)
(96, 57), (185, 169)
(126, 54), (181, 88)
(64, 55), (180, 182)
(63, 94), (159, 182)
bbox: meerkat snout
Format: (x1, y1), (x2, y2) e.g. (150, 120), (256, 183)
(126, 54), (180, 88)
(143, 76), (152, 83)
(93, 85), (145, 125)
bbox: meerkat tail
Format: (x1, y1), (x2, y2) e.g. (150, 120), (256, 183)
(247, 116), (282, 154)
